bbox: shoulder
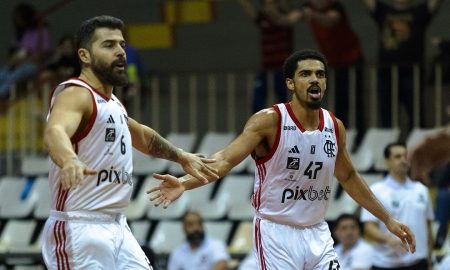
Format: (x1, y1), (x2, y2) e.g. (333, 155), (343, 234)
(58, 85), (92, 98)
(245, 107), (280, 132)
(327, 113), (346, 144)
(52, 85), (93, 108)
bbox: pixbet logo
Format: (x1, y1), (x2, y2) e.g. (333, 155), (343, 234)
(97, 167), (133, 186)
(281, 185), (331, 203)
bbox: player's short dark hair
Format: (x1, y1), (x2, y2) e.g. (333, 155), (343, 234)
(75, 15), (124, 50)
(283, 49), (328, 80)
(383, 142), (406, 159)
(334, 213), (362, 232)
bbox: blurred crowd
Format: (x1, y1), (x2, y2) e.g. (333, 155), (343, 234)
(0, 2), (143, 114)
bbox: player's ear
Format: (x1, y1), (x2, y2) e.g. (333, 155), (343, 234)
(78, 48), (91, 65)
(286, 78), (295, 91)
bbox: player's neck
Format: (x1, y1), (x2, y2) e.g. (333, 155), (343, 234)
(79, 69), (114, 98)
(289, 101), (321, 130)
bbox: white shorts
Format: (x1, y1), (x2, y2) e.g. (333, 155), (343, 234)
(253, 217), (340, 270)
(42, 210), (152, 270)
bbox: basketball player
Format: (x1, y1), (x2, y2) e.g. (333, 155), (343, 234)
(42, 15), (218, 269)
(148, 49), (416, 269)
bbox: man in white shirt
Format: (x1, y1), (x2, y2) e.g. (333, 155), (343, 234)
(168, 211), (230, 270)
(333, 213), (373, 270)
(361, 142), (434, 270)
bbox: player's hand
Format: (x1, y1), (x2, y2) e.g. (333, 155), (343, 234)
(59, 157), (97, 190)
(146, 173), (185, 208)
(385, 218), (416, 253)
(178, 152), (219, 184)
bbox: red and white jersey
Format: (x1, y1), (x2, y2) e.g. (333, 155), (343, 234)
(47, 78), (133, 214)
(252, 103), (339, 227)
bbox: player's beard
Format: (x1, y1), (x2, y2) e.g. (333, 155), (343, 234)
(91, 56), (128, 87)
(307, 99), (322, 109)
(293, 91), (322, 109)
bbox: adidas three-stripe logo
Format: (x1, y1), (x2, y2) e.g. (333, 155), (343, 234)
(107, 115), (115, 124)
(289, 145), (300, 153)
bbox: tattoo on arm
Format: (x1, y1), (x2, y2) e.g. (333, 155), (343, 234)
(147, 132), (180, 161)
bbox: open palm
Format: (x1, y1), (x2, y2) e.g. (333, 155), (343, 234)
(146, 173), (185, 208)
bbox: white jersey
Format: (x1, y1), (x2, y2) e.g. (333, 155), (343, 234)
(47, 78), (133, 214)
(252, 103), (339, 227)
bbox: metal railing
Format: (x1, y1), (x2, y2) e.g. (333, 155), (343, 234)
(0, 64), (447, 175)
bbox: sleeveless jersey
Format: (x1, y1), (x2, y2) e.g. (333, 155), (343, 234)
(252, 103), (339, 227)
(47, 78), (133, 214)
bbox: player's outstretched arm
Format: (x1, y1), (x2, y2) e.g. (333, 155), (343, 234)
(147, 109), (274, 207)
(44, 87), (97, 189)
(333, 118), (416, 253)
(128, 117), (219, 183)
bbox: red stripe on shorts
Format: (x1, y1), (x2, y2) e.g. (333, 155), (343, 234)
(255, 218), (267, 270)
(55, 221), (71, 270)
(54, 221), (62, 269)
(61, 221), (70, 269)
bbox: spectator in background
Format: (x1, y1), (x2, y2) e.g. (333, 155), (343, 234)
(361, 142), (434, 270)
(168, 211), (230, 270)
(0, 3), (52, 97)
(297, 0), (365, 138)
(333, 213), (373, 270)
(40, 35), (80, 88)
(237, 0), (300, 113)
(363, 0), (443, 132)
